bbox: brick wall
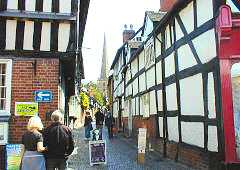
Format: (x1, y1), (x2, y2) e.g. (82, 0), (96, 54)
(9, 58), (59, 143)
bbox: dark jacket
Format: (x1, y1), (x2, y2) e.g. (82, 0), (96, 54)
(105, 112), (113, 127)
(43, 122), (74, 159)
(95, 111), (104, 125)
(84, 115), (92, 127)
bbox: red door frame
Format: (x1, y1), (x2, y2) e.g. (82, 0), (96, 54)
(217, 5), (240, 163)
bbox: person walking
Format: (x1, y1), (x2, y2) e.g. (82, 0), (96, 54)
(95, 108), (105, 140)
(21, 116), (46, 170)
(43, 110), (74, 170)
(84, 110), (93, 140)
(105, 110), (113, 139)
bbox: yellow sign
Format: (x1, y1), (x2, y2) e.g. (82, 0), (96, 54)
(15, 102), (38, 116)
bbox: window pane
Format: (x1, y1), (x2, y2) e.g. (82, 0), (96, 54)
(0, 75), (6, 86)
(0, 87), (6, 98)
(0, 64), (6, 74)
(0, 99), (5, 110)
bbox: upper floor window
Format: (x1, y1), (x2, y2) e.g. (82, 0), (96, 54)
(0, 59), (12, 116)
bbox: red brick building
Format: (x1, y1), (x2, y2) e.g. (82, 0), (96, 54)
(0, 1), (90, 169)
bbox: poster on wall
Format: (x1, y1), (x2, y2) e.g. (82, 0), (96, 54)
(89, 140), (106, 166)
(6, 144), (24, 170)
(15, 102), (38, 116)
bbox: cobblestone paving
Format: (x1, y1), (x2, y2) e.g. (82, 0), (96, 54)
(67, 123), (195, 170)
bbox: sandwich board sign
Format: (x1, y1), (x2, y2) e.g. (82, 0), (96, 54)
(6, 144), (24, 170)
(89, 140), (106, 166)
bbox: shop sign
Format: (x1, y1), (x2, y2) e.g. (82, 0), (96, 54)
(15, 102), (38, 116)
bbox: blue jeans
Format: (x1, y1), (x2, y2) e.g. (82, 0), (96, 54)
(85, 124), (91, 138)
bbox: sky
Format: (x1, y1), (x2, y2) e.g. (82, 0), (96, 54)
(82, 0), (160, 83)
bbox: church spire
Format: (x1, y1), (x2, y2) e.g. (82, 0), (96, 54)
(99, 33), (108, 80)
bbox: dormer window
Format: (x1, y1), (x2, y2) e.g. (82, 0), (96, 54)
(160, 0), (178, 12)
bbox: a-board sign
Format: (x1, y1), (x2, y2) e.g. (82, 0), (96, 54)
(89, 140), (107, 166)
(138, 128), (147, 153)
(6, 144), (24, 170)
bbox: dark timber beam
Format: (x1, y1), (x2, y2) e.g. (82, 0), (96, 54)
(0, 10), (76, 22)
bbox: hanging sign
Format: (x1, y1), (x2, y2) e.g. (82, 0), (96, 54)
(89, 140), (107, 166)
(6, 144), (24, 170)
(15, 102), (38, 116)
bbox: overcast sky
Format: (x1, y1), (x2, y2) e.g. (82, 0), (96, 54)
(82, 0), (160, 83)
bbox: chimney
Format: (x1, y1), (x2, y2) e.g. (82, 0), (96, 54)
(160, 0), (178, 12)
(122, 24), (135, 43)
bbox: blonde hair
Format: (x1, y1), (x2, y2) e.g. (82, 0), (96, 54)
(27, 116), (44, 131)
(51, 110), (63, 122)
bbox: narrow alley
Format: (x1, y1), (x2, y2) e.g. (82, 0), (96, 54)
(67, 124), (195, 170)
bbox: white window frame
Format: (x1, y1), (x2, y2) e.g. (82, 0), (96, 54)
(0, 59), (12, 116)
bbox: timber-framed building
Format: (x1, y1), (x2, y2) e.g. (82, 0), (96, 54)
(109, 0), (240, 169)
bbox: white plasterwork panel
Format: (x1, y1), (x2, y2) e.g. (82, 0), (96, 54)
(25, 0), (36, 11)
(178, 44), (197, 71)
(40, 22), (51, 51)
(179, 1), (194, 34)
(166, 83), (178, 111)
(175, 18), (184, 40)
(43, 0), (52, 12)
(7, 0), (18, 9)
(181, 122), (204, 148)
(150, 90), (157, 115)
(208, 73), (216, 119)
(136, 97), (139, 115)
(146, 66), (155, 89)
(58, 23), (70, 52)
(180, 74), (204, 116)
(156, 61), (162, 85)
(133, 78), (138, 96)
(23, 21), (34, 50)
(59, 0), (71, 13)
(139, 73), (146, 92)
(165, 25), (171, 49)
(139, 52), (145, 70)
(167, 117), (179, 142)
(6, 20), (17, 50)
(196, 0), (213, 27)
(165, 53), (175, 78)
(157, 90), (163, 111)
(132, 98), (135, 116)
(131, 58), (138, 76)
(192, 29), (216, 64)
(208, 126), (218, 152)
(159, 117), (164, 137)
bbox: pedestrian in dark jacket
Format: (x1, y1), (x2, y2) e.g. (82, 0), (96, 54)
(84, 110), (92, 140)
(105, 110), (113, 139)
(43, 110), (74, 170)
(95, 108), (105, 140)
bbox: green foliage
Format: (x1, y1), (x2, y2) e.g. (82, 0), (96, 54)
(84, 82), (105, 106)
(80, 92), (89, 110)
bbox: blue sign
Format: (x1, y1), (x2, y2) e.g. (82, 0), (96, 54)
(34, 90), (53, 102)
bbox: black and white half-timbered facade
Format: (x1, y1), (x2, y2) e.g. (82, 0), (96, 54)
(0, 1), (90, 168)
(109, 0), (240, 169)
